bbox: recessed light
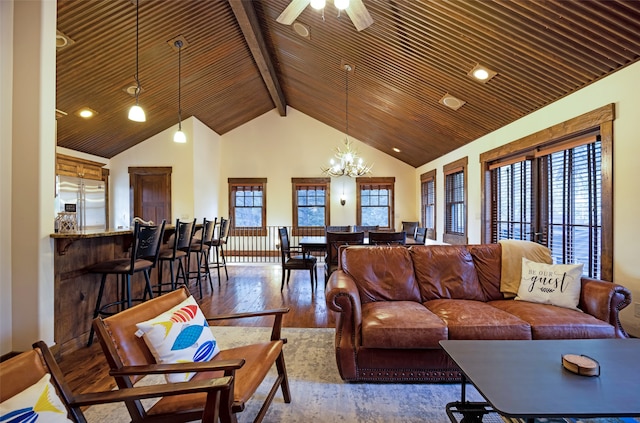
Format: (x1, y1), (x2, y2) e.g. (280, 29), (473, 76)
(468, 64), (497, 83)
(293, 21), (310, 39)
(56, 30), (75, 51)
(76, 107), (98, 118)
(392, 147), (401, 153)
(439, 93), (466, 111)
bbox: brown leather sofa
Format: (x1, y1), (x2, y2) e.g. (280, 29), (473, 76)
(325, 244), (632, 383)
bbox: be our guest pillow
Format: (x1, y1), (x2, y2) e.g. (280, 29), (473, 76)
(516, 257), (584, 311)
(135, 295), (220, 383)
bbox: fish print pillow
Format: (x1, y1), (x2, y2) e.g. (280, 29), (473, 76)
(0, 374), (72, 422)
(135, 295), (220, 383)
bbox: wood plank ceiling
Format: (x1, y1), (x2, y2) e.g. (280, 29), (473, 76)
(56, 0), (640, 168)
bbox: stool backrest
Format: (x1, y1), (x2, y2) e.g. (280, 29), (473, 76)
(175, 218), (196, 251)
(133, 220), (166, 268)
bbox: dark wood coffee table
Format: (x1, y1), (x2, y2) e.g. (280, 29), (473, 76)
(440, 338), (640, 422)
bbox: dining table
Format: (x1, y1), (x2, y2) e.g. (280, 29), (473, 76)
(298, 235), (445, 255)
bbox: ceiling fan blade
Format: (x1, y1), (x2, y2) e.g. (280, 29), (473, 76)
(345, 0), (374, 31)
(276, 0), (311, 25)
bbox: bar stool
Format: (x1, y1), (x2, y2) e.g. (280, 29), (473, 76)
(207, 216), (230, 284)
(86, 220), (165, 346)
(184, 217), (215, 298)
(154, 218), (195, 296)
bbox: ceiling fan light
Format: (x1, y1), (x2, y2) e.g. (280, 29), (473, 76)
(334, 0), (349, 10)
(128, 104), (146, 122)
(173, 129), (187, 143)
(310, 0), (326, 10)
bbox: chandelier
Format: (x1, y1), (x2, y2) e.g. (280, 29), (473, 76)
(321, 64), (373, 178)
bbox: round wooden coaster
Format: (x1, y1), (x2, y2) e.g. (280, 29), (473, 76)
(562, 353), (600, 376)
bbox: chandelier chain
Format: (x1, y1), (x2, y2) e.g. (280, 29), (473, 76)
(320, 64), (373, 178)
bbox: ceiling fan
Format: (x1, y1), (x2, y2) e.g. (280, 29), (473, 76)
(276, 0), (374, 32)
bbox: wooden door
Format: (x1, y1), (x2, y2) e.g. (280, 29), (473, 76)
(129, 167), (171, 224)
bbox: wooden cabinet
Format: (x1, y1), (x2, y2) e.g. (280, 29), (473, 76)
(56, 154), (106, 180)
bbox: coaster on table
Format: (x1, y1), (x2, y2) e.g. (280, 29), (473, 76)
(562, 353), (600, 377)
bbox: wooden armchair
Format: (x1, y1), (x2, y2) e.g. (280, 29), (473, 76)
(0, 340), (231, 423)
(92, 286), (291, 423)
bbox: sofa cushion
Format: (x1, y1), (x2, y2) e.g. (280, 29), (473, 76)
(361, 301), (447, 349)
(411, 246), (485, 302)
(467, 244), (503, 301)
(342, 246), (421, 303)
(488, 300), (616, 339)
(424, 299), (532, 340)
(516, 258), (583, 311)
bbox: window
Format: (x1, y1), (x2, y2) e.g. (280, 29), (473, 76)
(481, 104), (614, 280)
(443, 158), (468, 244)
(356, 177), (395, 229)
(228, 178), (266, 235)
(420, 169), (436, 240)
(292, 177), (330, 236)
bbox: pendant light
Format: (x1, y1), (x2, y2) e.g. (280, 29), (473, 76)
(173, 40), (186, 143)
(128, 0), (146, 122)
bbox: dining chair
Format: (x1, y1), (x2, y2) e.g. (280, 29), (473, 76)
(325, 231), (365, 282)
(0, 340), (231, 423)
(414, 227), (428, 244)
(278, 227), (317, 291)
(352, 225), (379, 236)
(368, 231), (407, 245)
(92, 286), (290, 423)
(325, 225), (351, 233)
(86, 219), (166, 346)
(401, 221), (419, 239)
(155, 218), (196, 296)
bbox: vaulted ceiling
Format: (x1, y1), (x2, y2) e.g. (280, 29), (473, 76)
(56, 0), (640, 168)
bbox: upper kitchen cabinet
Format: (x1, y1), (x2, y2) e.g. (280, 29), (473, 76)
(56, 154), (106, 180)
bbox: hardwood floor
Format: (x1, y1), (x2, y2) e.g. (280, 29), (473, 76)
(58, 263), (333, 395)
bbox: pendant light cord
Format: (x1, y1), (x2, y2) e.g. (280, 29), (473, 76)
(345, 64), (350, 136)
(134, 0), (141, 100)
(177, 40), (183, 129)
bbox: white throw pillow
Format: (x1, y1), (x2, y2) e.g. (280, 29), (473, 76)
(0, 374), (72, 422)
(516, 257), (584, 311)
(135, 295), (220, 383)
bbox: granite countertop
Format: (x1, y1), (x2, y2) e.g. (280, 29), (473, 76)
(50, 228), (133, 239)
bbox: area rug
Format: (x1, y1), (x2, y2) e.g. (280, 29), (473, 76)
(84, 327), (639, 423)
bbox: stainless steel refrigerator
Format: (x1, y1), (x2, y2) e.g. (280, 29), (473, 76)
(55, 175), (106, 231)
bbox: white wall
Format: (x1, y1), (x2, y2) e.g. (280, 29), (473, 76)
(220, 107), (417, 229)
(0, 0), (15, 355)
(417, 61), (640, 337)
(4, 0), (57, 354)
(109, 118), (198, 228)
(192, 118), (222, 220)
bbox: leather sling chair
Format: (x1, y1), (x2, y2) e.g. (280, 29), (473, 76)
(0, 340), (232, 423)
(92, 286), (291, 423)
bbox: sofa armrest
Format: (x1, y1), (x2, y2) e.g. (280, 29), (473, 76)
(579, 277), (632, 338)
(325, 270), (362, 381)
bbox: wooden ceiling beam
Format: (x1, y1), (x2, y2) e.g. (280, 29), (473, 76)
(229, 0), (287, 116)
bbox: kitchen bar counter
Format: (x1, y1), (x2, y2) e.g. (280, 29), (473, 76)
(50, 228), (133, 239)
(50, 227), (179, 356)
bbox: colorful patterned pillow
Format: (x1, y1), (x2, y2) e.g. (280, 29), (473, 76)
(0, 374), (72, 422)
(516, 258), (584, 311)
(135, 295), (220, 383)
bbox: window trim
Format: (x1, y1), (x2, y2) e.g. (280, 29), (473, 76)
(443, 157), (468, 245)
(228, 177), (267, 236)
(420, 169), (436, 240)
(291, 177), (330, 236)
(480, 103), (614, 281)
(356, 177), (395, 230)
